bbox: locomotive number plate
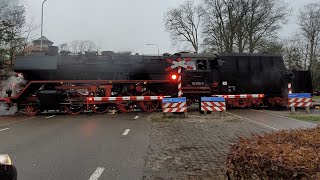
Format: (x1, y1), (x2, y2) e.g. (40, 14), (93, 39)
(192, 82), (205, 86)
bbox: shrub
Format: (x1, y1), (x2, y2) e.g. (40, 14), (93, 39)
(226, 127), (320, 180)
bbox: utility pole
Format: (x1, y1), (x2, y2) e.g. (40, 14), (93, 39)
(40, 0), (48, 51)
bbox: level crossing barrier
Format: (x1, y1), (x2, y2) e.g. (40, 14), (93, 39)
(162, 97), (187, 117)
(288, 93), (312, 113)
(201, 97), (226, 115)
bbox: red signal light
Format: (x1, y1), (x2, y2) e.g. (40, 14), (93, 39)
(88, 97), (93, 101)
(171, 74), (177, 80)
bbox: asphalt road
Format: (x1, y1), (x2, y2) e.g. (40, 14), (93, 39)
(0, 109), (317, 180)
(228, 109), (317, 130)
(0, 113), (151, 180)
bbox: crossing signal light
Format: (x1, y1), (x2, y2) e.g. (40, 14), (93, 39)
(171, 74), (177, 80)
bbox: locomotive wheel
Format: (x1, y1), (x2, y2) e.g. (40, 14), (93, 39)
(25, 105), (38, 116)
(116, 92), (135, 113)
(64, 93), (84, 115)
(91, 104), (110, 114)
(139, 92), (160, 112)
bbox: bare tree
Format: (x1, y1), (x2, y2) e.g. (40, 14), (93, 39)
(164, 1), (204, 53)
(257, 38), (284, 54)
(202, 0), (288, 53)
(68, 40), (99, 54)
(244, 0), (288, 53)
(298, 3), (320, 71)
(202, 0), (248, 53)
(282, 35), (307, 70)
(70, 40), (79, 54)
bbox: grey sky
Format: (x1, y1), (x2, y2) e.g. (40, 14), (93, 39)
(23, 0), (318, 54)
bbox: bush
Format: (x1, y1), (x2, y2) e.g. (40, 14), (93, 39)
(226, 127), (320, 180)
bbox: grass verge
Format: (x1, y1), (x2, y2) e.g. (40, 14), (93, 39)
(288, 114), (320, 122)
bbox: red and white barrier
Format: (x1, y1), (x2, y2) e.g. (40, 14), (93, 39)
(216, 94), (264, 99)
(162, 102), (187, 113)
(288, 83), (292, 94)
(201, 102), (226, 112)
(288, 98), (312, 107)
(87, 96), (165, 102)
(201, 97), (226, 112)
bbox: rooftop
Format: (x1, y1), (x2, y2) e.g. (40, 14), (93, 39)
(33, 36), (53, 45)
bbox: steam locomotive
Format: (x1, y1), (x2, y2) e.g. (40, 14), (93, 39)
(2, 51), (312, 115)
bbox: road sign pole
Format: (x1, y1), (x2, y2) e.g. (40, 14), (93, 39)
(178, 58), (182, 97)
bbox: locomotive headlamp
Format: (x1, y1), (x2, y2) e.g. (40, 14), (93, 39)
(0, 154), (12, 166)
(171, 74), (177, 80)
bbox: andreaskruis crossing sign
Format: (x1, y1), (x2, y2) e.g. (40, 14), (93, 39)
(166, 57), (193, 97)
(165, 58), (193, 71)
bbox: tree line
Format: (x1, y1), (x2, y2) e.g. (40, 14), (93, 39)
(164, 0), (320, 88)
(58, 40), (99, 55)
(0, 0), (36, 71)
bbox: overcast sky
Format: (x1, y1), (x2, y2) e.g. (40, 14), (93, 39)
(22, 0), (319, 54)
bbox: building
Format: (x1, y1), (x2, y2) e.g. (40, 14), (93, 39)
(32, 36), (54, 51)
(25, 36), (58, 55)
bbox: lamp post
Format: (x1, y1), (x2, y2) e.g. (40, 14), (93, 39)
(40, 0), (48, 51)
(146, 44), (159, 56)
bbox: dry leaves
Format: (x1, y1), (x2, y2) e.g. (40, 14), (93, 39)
(226, 126), (320, 180)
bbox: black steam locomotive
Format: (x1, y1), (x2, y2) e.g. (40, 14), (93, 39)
(7, 51), (312, 115)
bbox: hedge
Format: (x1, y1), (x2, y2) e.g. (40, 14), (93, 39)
(226, 127), (320, 180)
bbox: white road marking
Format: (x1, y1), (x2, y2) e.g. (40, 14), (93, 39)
(250, 109), (317, 126)
(0, 128), (10, 132)
(226, 112), (279, 131)
(89, 167), (105, 180)
(122, 129), (130, 136)
(134, 116), (139, 119)
(0, 117), (36, 127)
(45, 115), (55, 119)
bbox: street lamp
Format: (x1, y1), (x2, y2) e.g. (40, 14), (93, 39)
(146, 44), (160, 56)
(40, 0), (48, 51)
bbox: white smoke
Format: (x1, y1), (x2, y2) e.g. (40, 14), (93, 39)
(0, 72), (26, 98)
(0, 72), (26, 115)
(0, 103), (17, 115)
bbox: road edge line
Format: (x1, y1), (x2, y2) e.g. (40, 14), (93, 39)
(225, 112), (279, 131)
(0, 117), (36, 127)
(250, 109), (317, 126)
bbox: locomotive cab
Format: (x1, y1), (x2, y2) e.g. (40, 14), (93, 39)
(179, 54), (223, 95)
